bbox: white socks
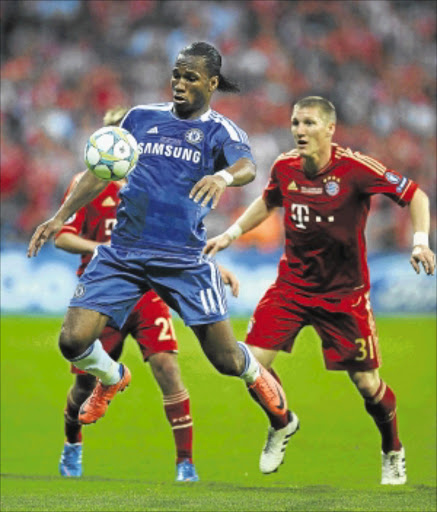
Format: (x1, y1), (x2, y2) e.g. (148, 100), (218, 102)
(69, 339), (121, 385)
(237, 341), (261, 384)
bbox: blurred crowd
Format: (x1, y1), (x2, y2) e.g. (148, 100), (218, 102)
(1, 0), (436, 252)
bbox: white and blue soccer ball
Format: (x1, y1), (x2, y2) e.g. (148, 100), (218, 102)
(84, 126), (138, 181)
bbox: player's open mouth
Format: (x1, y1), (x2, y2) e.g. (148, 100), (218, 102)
(173, 95), (187, 103)
(297, 140), (308, 148)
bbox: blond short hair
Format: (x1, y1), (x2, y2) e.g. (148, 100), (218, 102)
(294, 96), (336, 124)
(103, 107), (129, 127)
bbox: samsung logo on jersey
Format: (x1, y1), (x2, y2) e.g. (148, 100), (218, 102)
(137, 142), (201, 163)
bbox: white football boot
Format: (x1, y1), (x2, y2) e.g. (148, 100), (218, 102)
(381, 447), (407, 485)
(260, 412), (300, 474)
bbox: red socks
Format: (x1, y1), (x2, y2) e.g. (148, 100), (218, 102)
(163, 390), (193, 463)
(365, 380), (401, 453)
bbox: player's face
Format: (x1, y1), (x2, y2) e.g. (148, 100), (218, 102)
(291, 106), (334, 159)
(171, 55), (218, 119)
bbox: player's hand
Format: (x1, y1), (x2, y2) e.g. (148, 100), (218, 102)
(410, 245), (435, 275)
(218, 264), (239, 297)
(189, 174), (228, 209)
(27, 217), (64, 257)
(203, 233), (233, 257)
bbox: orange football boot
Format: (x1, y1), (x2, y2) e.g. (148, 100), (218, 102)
(249, 365), (288, 417)
(79, 364), (131, 424)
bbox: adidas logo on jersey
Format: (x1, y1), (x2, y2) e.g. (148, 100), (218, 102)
(102, 197), (116, 207)
(147, 126), (159, 134)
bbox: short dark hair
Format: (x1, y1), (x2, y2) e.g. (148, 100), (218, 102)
(294, 96), (336, 123)
(178, 41), (240, 93)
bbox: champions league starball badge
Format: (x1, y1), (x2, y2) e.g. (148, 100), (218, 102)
(384, 171), (401, 184)
(185, 128), (204, 145)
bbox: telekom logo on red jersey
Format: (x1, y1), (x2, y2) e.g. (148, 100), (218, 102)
(291, 204), (310, 229)
(291, 203), (335, 229)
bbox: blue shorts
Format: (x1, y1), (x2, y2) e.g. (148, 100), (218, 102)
(69, 245), (228, 328)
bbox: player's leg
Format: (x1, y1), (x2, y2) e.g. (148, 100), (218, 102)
(243, 286), (303, 474)
(149, 353), (198, 482)
(348, 368), (402, 454)
(129, 292), (198, 481)
(247, 345), (287, 426)
(59, 373), (95, 477)
(59, 306), (127, 384)
(60, 323), (126, 476)
(61, 246), (148, 424)
(313, 291), (405, 484)
(147, 257), (289, 421)
(247, 346), (300, 474)
(191, 319), (288, 420)
(348, 368), (405, 485)
(59, 307), (131, 425)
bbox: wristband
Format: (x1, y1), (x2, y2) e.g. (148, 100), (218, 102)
(224, 223), (243, 241)
(215, 170), (234, 186)
(413, 232), (429, 247)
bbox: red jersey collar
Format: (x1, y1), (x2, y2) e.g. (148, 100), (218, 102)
(298, 143), (338, 178)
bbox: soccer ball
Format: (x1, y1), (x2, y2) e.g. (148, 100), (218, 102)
(84, 126), (138, 181)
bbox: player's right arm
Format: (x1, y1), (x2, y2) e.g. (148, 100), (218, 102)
(203, 196), (278, 257)
(27, 170), (107, 257)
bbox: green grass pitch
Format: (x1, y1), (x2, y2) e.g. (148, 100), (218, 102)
(1, 316), (435, 511)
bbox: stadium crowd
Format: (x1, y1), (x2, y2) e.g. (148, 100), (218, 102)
(1, 0), (435, 252)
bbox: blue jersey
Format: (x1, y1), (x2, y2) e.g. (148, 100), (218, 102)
(111, 102), (254, 254)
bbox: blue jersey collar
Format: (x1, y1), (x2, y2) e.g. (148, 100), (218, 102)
(170, 106), (211, 123)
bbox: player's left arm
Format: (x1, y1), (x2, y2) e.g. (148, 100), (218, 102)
(409, 188), (435, 275)
(190, 157), (256, 209)
(353, 155), (435, 276)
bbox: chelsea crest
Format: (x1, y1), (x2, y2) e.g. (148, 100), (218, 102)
(185, 128), (204, 145)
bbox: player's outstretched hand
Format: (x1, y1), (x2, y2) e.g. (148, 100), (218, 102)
(410, 245), (435, 275)
(218, 264), (239, 297)
(27, 217), (64, 257)
(189, 174), (228, 209)
(203, 233), (233, 258)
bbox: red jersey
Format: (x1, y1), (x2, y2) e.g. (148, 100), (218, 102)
(55, 172), (124, 276)
(263, 144), (418, 296)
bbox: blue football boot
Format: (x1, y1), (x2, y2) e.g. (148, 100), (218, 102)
(176, 459), (199, 482)
(59, 442), (82, 477)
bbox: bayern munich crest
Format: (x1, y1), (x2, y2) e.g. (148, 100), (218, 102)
(323, 176), (341, 196)
(185, 128), (204, 145)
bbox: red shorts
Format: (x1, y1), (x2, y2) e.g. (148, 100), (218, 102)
(245, 280), (381, 371)
(72, 290), (177, 374)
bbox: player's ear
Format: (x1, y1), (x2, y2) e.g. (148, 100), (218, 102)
(327, 122), (336, 138)
(209, 76), (219, 93)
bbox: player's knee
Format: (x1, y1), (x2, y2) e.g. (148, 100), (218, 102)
(211, 349), (242, 377)
(350, 371), (379, 398)
(150, 354), (184, 393)
(59, 323), (93, 360)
